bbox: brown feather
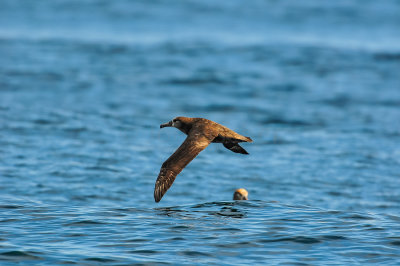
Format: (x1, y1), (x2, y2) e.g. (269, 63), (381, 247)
(223, 143), (249, 154)
(155, 117), (252, 202)
(154, 129), (215, 202)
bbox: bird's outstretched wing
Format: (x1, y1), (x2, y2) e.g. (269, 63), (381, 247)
(154, 133), (214, 202)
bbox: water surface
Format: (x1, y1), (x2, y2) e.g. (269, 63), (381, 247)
(1, 0), (400, 265)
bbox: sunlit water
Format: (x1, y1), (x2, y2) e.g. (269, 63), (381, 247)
(1, 0), (400, 265)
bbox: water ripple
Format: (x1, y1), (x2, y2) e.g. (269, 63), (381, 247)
(1, 0), (400, 264)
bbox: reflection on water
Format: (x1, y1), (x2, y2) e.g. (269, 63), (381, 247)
(1, 199), (400, 264)
(157, 202), (248, 219)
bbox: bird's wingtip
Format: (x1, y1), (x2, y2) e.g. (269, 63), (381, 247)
(154, 188), (162, 203)
(154, 195), (161, 203)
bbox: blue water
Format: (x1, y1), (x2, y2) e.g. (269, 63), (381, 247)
(1, 0), (400, 265)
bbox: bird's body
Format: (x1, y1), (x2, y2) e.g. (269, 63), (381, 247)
(154, 116), (252, 202)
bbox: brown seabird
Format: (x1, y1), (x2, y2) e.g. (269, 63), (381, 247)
(154, 116), (252, 202)
(233, 188), (248, 200)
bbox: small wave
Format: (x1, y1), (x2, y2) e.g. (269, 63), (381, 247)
(322, 235), (348, 240)
(261, 117), (319, 127)
(267, 83), (304, 92)
(209, 207), (247, 219)
(85, 165), (121, 173)
(123, 238), (150, 243)
(0, 205), (24, 209)
(162, 76), (228, 86)
(130, 249), (159, 255)
(64, 220), (107, 226)
(258, 236), (321, 244)
(342, 214), (375, 220)
(180, 250), (209, 257)
(0, 251), (42, 261)
(4, 70), (64, 82)
(261, 138), (294, 145)
(170, 225), (192, 230)
(320, 95), (353, 108)
(84, 257), (116, 263)
(374, 52), (400, 61)
(61, 126), (90, 134)
(389, 241), (400, 246)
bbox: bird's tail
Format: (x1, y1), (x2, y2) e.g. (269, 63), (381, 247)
(244, 136), (253, 142)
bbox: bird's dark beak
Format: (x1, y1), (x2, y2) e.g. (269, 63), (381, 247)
(160, 121), (172, 128)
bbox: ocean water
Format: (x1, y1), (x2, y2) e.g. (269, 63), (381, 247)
(1, 0), (400, 265)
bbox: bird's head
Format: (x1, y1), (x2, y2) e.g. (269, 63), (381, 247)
(160, 117), (192, 134)
(233, 188), (248, 200)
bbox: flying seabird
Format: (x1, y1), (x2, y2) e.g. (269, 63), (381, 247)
(233, 188), (248, 200)
(154, 116), (252, 202)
